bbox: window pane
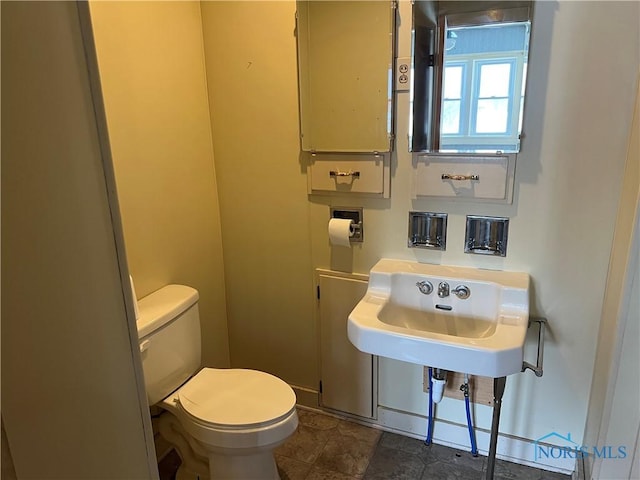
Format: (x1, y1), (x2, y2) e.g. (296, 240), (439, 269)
(476, 98), (508, 133)
(443, 65), (463, 99)
(441, 99), (461, 134)
(478, 63), (511, 98)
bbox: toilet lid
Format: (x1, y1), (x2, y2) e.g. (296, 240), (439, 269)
(177, 368), (296, 427)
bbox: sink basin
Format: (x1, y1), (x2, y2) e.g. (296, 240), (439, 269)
(347, 259), (530, 377)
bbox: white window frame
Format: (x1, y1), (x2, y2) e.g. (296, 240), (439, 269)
(441, 50), (527, 151)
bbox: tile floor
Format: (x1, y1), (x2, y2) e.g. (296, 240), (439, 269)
(159, 408), (572, 480)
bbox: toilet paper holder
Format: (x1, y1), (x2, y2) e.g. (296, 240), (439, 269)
(330, 207), (363, 242)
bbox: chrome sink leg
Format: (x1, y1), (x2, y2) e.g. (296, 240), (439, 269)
(486, 376), (506, 480)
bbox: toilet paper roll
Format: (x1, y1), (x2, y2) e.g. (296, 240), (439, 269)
(328, 218), (354, 247)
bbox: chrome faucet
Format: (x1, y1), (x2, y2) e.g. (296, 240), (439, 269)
(438, 282), (471, 299)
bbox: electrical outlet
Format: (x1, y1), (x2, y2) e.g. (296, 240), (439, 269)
(395, 56), (411, 92)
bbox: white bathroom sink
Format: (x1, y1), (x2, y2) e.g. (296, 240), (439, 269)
(347, 259), (530, 377)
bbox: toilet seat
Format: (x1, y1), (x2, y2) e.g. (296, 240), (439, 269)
(163, 368), (298, 450)
(176, 368), (296, 429)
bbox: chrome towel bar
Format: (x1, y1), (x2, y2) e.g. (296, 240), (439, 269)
(522, 317), (547, 377)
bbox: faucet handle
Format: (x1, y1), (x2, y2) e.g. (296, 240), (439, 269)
(452, 285), (471, 299)
(416, 280), (433, 295)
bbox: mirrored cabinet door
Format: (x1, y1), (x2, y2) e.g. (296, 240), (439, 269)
(411, 1), (533, 154)
(296, 1), (395, 153)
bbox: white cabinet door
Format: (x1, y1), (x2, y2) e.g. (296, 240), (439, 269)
(318, 272), (375, 418)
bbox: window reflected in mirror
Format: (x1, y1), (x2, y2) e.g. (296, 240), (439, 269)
(441, 18), (530, 152)
(410, 2), (533, 154)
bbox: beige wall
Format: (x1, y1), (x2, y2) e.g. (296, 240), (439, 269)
(89, 1), (230, 367)
(200, 0), (639, 451)
(200, 2), (316, 388)
(583, 74), (640, 476)
(1, 2), (155, 477)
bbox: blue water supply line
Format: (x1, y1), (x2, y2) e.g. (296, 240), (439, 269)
(463, 373), (479, 456)
(425, 369), (478, 456)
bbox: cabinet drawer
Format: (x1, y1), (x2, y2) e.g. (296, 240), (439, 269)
(308, 153), (390, 197)
(414, 154), (515, 203)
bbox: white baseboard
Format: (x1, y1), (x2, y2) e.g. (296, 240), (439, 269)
(291, 385), (320, 409)
(377, 406), (575, 476)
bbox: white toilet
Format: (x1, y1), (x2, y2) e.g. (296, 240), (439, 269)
(136, 284), (298, 480)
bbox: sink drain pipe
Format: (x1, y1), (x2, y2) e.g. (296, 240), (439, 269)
(425, 368), (447, 445)
(431, 369), (446, 403)
(425, 367), (434, 445)
(462, 374), (478, 456)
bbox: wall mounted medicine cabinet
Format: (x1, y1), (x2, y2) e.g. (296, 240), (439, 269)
(296, 1), (396, 153)
(410, 1), (533, 154)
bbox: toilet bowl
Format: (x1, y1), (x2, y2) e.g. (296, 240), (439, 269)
(135, 284), (298, 480)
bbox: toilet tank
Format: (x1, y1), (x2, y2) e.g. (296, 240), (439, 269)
(136, 284), (201, 405)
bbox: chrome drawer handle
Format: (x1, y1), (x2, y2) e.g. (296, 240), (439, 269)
(441, 174), (479, 181)
(330, 170), (360, 178)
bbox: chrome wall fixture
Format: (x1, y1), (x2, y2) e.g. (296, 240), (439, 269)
(416, 280), (433, 295)
(465, 215), (509, 256)
(408, 212), (447, 250)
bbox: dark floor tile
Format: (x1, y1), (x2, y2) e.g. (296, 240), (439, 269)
(489, 459), (546, 480)
(306, 465), (361, 480)
(276, 424), (334, 464)
(417, 443), (485, 473)
(420, 460), (485, 479)
(337, 420), (382, 445)
(538, 469), (571, 479)
(315, 432), (378, 477)
(379, 432), (407, 450)
(154, 410), (570, 480)
(298, 409), (341, 431)
(276, 454), (313, 480)
(380, 431), (430, 456)
(363, 445), (426, 480)
(158, 449), (180, 480)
